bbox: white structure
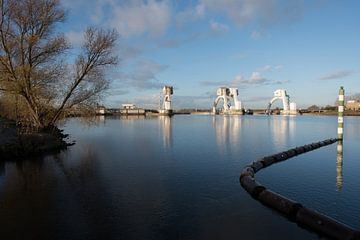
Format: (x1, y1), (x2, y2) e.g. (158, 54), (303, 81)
(290, 102), (297, 112)
(267, 89), (297, 115)
(159, 86), (173, 115)
(96, 106), (106, 115)
(120, 103), (145, 115)
(230, 88), (242, 110)
(122, 103), (136, 109)
(212, 87), (242, 114)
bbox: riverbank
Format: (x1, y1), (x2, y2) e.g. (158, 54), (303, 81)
(0, 117), (70, 160)
(0, 118), (17, 146)
(251, 109), (360, 116)
(302, 110), (360, 116)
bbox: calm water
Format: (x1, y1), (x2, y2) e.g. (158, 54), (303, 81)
(0, 115), (359, 239)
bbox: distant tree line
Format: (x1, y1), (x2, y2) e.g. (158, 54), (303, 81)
(306, 105), (337, 112)
(307, 92), (360, 112)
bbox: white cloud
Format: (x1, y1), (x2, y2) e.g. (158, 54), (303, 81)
(177, 0), (307, 30)
(200, 0), (275, 27)
(200, 69), (289, 89)
(114, 59), (168, 90)
(91, 0), (106, 23)
(319, 70), (353, 80)
(107, 88), (129, 96)
(200, 80), (229, 86)
(176, 0), (276, 29)
(259, 65), (272, 72)
(232, 71), (289, 87)
(250, 30), (262, 40)
(257, 64), (284, 72)
(210, 20), (229, 33)
(274, 80), (290, 84)
(176, 3), (205, 26)
(233, 75), (246, 85)
(110, 0), (172, 37)
(249, 72), (268, 84)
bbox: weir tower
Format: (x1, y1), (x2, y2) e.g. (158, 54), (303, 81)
(159, 86), (173, 116)
(212, 87), (243, 115)
(267, 89), (297, 115)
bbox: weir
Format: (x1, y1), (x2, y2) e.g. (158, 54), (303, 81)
(212, 87), (243, 115)
(159, 86), (173, 116)
(266, 89), (297, 115)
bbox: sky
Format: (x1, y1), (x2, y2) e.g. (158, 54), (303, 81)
(60, 0), (360, 109)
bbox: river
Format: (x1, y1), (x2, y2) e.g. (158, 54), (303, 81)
(0, 115), (359, 239)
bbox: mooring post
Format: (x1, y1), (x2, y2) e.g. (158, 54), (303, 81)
(338, 87), (345, 140)
(336, 87), (345, 191)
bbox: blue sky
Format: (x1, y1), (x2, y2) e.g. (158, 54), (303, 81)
(60, 0), (360, 109)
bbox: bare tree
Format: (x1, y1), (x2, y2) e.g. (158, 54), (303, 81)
(0, 0), (118, 130)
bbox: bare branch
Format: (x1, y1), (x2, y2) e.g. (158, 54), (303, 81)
(0, 0), (118, 129)
(51, 27), (118, 124)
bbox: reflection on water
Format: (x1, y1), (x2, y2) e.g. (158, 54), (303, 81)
(120, 115), (146, 120)
(0, 146), (114, 239)
(336, 141), (343, 191)
(213, 116), (241, 154)
(97, 115), (105, 123)
(0, 161), (4, 176)
(213, 115), (298, 155)
(159, 116), (172, 149)
(270, 116), (296, 148)
(0, 159), (54, 239)
(1, 116), (360, 239)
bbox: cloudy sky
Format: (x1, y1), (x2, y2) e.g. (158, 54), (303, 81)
(61, 0), (359, 109)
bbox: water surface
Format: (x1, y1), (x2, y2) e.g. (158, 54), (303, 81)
(0, 115), (359, 239)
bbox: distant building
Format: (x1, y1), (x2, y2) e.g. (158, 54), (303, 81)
(120, 104), (145, 115)
(96, 106), (106, 115)
(346, 100), (360, 111)
(122, 104), (136, 110)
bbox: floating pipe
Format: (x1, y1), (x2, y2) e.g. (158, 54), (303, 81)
(258, 189), (303, 221)
(239, 138), (360, 240)
(296, 207), (356, 240)
(240, 175), (266, 199)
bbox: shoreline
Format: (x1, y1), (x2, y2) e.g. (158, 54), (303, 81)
(0, 117), (70, 160)
(1, 111), (359, 160)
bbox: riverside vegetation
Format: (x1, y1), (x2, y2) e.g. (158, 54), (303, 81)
(0, 0), (118, 159)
